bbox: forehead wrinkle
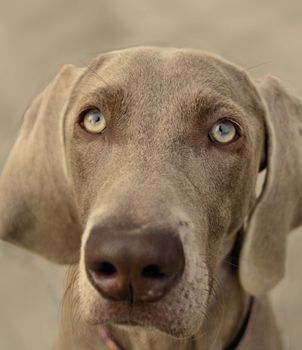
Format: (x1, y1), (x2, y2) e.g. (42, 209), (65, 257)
(176, 88), (247, 123)
(78, 85), (124, 105)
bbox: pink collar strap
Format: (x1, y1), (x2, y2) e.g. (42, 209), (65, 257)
(97, 326), (125, 350)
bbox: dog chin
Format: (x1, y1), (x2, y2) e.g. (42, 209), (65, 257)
(83, 300), (201, 339)
(96, 319), (197, 340)
(96, 321), (195, 340)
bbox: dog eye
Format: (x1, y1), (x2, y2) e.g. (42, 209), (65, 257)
(81, 109), (106, 134)
(209, 120), (238, 144)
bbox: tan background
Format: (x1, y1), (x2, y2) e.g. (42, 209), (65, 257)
(0, 1), (301, 349)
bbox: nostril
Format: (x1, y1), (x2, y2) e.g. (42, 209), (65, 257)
(85, 226), (185, 302)
(142, 265), (166, 279)
(94, 262), (117, 277)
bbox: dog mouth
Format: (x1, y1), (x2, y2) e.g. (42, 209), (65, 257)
(80, 269), (210, 339)
(89, 299), (194, 339)
(93, 302), (169, 328)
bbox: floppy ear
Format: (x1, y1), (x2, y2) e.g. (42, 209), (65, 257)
(0, 65), (84, 264)
(239, 76), (302, 295)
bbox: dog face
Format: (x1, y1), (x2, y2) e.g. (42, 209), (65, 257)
(1, 47), (302, 339)
(63, 47), (265, 336)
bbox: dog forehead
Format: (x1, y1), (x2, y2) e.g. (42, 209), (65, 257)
(84, 47), (250, 98)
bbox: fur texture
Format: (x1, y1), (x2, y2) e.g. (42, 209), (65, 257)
(1, 47), (301, 349)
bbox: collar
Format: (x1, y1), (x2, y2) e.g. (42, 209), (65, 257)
(224, 297), (254, 350)
(97, 298), (254, 350)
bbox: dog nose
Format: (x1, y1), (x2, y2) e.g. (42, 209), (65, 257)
(85, 225), (185, 302)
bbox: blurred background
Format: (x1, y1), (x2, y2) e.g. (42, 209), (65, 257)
(0, 0), (301, 349)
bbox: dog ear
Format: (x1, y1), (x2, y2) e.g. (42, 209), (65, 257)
(0, 65), (84, 264)
(239, 76), (302, 295)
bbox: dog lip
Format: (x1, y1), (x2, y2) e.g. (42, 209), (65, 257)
(93, 302), (169, 329)
(94, 309), (158, 327)
(96, 318), (140, 327)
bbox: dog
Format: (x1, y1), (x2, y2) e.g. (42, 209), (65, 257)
(1, 47), (301, 349)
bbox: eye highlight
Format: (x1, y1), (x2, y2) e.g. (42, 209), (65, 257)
(209, 120), (239, 144)
(80, 108), (106, 134)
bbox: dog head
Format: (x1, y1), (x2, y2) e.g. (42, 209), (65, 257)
(1, 47), (301, 337)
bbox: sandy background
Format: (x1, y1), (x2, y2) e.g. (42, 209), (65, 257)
(0, 1), (301, 349)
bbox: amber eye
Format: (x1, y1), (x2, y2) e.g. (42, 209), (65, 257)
(209, 120), (238, 144)
(81, 109), (106, 134)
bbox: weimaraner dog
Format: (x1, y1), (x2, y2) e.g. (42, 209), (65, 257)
(1, 47), (302, 350)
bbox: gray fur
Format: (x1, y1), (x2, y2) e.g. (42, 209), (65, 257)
(1, 47), (301, 349)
